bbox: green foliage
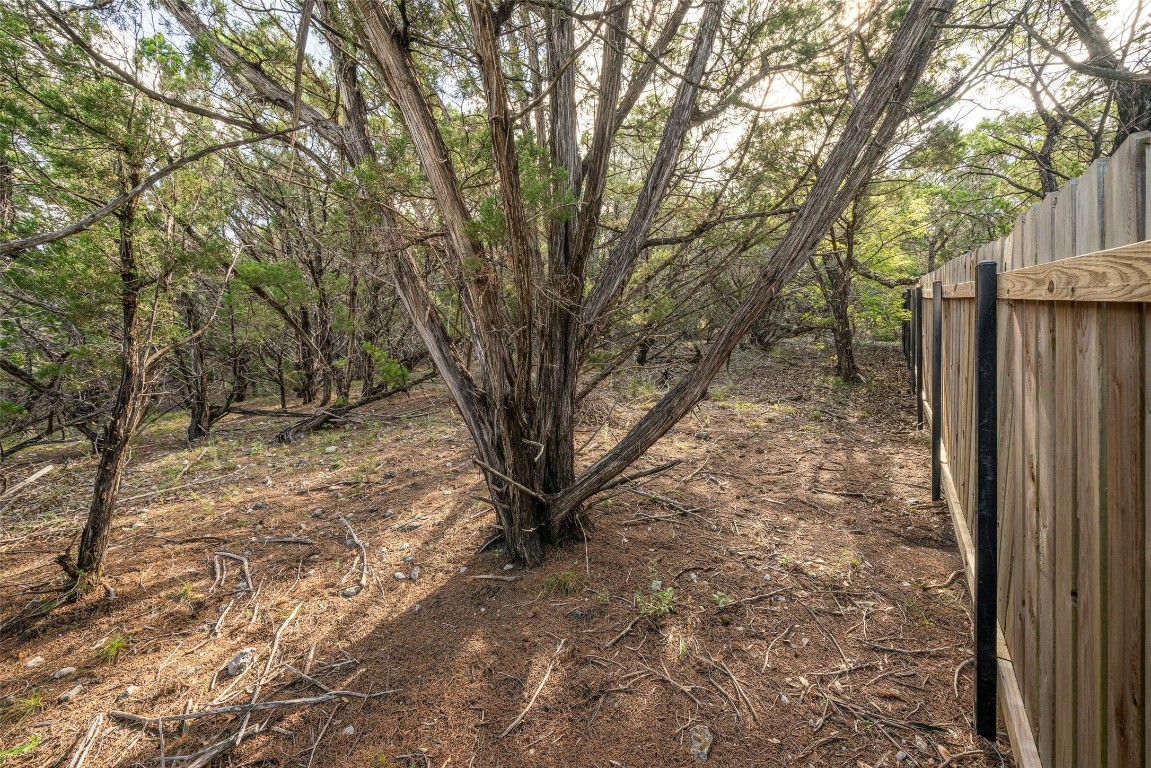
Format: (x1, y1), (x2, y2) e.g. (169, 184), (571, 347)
(361, 343), (409, 388)
(636, 587), (675, 618)
(0, 735), (41, 762)
(543, 569), (585, 596)
(94, 631), (130, 663)
(0, 691), (42, 723)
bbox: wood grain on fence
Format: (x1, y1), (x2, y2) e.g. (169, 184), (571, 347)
(914, 132), (1151, 768)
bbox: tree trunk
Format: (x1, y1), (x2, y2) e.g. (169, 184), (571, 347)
(181, 293), (212, 441)
(63, 166), (149, 592)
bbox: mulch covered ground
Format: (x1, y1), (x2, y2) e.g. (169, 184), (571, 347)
(0, 344), (1013, 767)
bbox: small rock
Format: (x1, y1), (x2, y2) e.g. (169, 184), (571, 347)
(409, 567), (421, 580)
(650, 580), (662, 591)
(503, 563), (515, 571)
(896, 750), (910, 762)
(226, 648), (256, 677)
(689, 724), (714, 761)
(398, 522), (422, 532)
(411, 604), (422, 613)
(324, 446), (338, 454)
(342, 725), (355, 736)
(402, 554), (416, 563)
(381, 472), (396, 479)
(24, 656), (44, 668)
(458, 566), (468, 574)
(57, 685), (82, 703)
(779, 692), (790, 704)
(311, 509), (326, 518)
(695, 430), (711, 440)
(52, 667), (77, 679)
(118, 685), (140, 700)
(393, 572), (408, 580)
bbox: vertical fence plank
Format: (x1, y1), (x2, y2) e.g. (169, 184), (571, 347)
(1053, 180), (1080, 767)
(1102, 303), (1145, 768)
(1073, 157), (1106, 768)
(998, 292), (1019, 669)
(1076, 301), (1105, 768)
(1102, 133), (1148, 768)
(1103, 132), (1149, 250)
(1033, 194), (1057, 766)
(1019, 206), (1040, 728)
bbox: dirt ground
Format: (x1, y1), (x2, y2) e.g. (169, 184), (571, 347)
(0, 344), (1013, 767)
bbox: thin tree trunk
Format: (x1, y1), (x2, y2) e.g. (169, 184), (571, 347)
(62, 166), (150, 591)
(181, 293), (212, 441)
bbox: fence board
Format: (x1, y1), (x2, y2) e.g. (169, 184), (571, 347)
(1102, 305), (1145, 768)
(1053, 302), (1078, 766)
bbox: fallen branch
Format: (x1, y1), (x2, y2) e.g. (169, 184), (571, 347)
(499, 639), (565, 737)
(111, 694), (355, 726)
(251, 536), (316, 545)
(467, 574), (519, 582)
(603, 616), (641, 649)
(276, 372), (436, 443)
(213, 552), (254, 591)
(124, 469), (243, 503)
(0, 465), (55, 512)
(338, 517), (368, 597)
(65, 712), (103, 768)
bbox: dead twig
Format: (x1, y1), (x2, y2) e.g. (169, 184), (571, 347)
(603, 616), (641, 649)
(124, 469), (243, 503)
(499, 639), (565, 737)
(213, 552), (253, 592)
(338, 517), (368, 597)
(65, 712), (103, 768)
(0, 465), (55, 513)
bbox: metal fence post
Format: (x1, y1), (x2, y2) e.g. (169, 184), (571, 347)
(915, 287), (924, 429)
(931, 281), (943, 501)
(974, 260), (999, 740)
(902, 289), (912, 368)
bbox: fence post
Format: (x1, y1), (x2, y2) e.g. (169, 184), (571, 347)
(974, 260), (998, 740)
(915, 287), (924, 429)
(931, 281), (943, 501)
(902, 289), (912, 368)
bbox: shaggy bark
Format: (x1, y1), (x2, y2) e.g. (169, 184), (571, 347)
(61, 167), (151, 591)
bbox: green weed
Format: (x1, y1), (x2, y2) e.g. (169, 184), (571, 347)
(636, 587), (675, 618)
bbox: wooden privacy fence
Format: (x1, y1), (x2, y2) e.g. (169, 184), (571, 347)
(909, 131), (1151, 768)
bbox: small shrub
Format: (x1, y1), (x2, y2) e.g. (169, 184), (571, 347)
(543, 569), (585, 596)
(94, 631), (130, 663)
(712, 591), (732, 610)
(636, 587), (675, 618)
(0, 691), (42, 722)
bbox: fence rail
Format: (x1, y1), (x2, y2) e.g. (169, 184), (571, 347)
(910, 131), (1151, 768)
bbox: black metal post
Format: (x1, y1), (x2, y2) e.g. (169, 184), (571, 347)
(914, 287), (924, 429)
(973, 260), (999, 740)
(902, 289), (911, 367)
(931, 281), (943, 501)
